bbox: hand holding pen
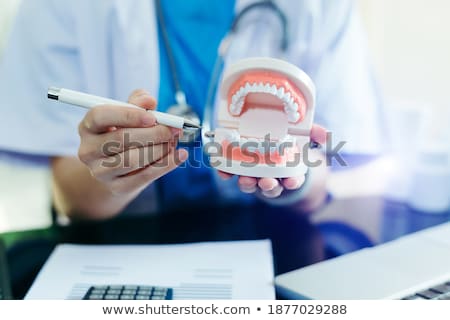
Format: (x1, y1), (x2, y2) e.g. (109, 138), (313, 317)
(50, 88), (189, 197)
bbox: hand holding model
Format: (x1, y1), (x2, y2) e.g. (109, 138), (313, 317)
(216, 125), (326, 199)
(208, 58), (327, 199)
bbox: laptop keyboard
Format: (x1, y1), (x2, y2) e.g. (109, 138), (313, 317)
(402, 281), (450, 300)
(83, 285), (173, 300)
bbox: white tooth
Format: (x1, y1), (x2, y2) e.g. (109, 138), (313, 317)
(277, 87), (285, 98)
(223, 130), (232, 141)
(234, 105), (243, 115)
(288, 112), (300, 123)
(279, 135), (294, 145)
(245, 82), (251, 91)
(287, 102), (297, 112)
(289, 97), (294, 106)
(283, 93), (291, 104)
(287, 113), (294, 122)
(264, 84), (271, 92)
(232, 130), (241, 141)
(251, 83), (258, 91)
(232, 94), (238, 103)
(239, 87), (245, 95)
(270, 85), (277, 95)
(287, 108), (297, 117)
(224, 129), (240, 141)
(285, 92), (292, 100)
(293, 102), (298, 111)
(258, 83), (264, 92)
(284, 107), (295, 117)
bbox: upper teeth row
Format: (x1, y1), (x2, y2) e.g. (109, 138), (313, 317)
(229, 82), (301, 123)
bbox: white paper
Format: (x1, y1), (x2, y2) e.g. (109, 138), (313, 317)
(25, 240), (274, 300)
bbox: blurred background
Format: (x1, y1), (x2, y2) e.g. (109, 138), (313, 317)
(0, 0), (449, 234)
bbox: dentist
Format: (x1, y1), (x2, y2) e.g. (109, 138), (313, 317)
(0, 0), (382, 220)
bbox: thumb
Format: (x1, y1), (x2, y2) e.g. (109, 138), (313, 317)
(128, 89), (157, 110)
(310, 124), (328, 145)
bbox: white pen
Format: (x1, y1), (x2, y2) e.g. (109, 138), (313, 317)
(47, 87), (201, 130)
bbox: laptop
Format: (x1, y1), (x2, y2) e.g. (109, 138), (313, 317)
(0, 240), (13, 299)
(275, 222), (450, 300)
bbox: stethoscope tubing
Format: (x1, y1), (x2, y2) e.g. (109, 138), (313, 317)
(155, 0), (289, 145)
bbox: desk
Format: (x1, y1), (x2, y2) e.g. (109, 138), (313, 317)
(6, 195), (450, 299)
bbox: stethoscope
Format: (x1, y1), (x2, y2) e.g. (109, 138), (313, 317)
(155, 0), (289, 144)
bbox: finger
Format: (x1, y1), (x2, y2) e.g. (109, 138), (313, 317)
(92, 143), (173, 181)
(310, 124), (327, 145)
(217, 171), (234, 180)
(240, 185), (258, 194)
(257, 178), (279, 192)
(128, 89), (157, 110)
(281, 176), (306, 190)
(97, 125), (176, 156)
(81, 105), (156, 134)
(238, 176), (257, 188)
(109, 148), (188, 195)
(261, 183), (284, 198)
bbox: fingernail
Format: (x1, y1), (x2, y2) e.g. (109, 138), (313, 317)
(178, 149), (188, 162)
(142, 114), (155, 127)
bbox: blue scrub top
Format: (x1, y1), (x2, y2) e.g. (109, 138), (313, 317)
(149, 0), (248, 212)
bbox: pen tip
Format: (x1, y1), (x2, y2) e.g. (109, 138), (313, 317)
(47, 87), (61, 100)
(183, 120), (202, 129)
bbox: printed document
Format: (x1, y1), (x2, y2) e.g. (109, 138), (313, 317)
(25, 240), (274, 299)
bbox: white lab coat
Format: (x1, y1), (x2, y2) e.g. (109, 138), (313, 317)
(0, 0), (383, 160)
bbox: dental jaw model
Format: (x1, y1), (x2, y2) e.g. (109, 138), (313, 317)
(208, 57), (316, 178)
